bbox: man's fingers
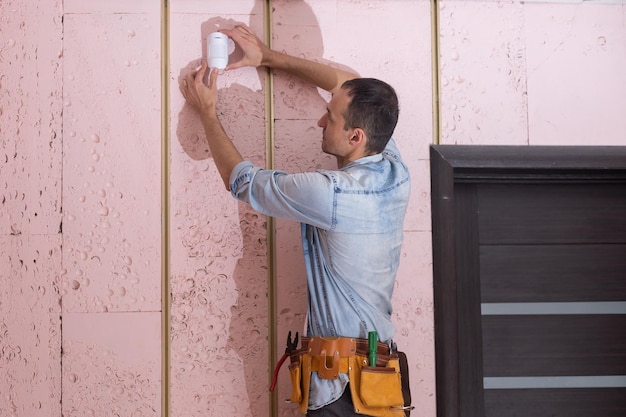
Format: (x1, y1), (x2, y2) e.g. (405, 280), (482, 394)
(185, 71), (195, 90)
(221, 25), (249, 41)
(194, 62), (208, 86)
(180, 75), (190, 98)
(208, 67), (219, 89)
(225, 61), (244, 71)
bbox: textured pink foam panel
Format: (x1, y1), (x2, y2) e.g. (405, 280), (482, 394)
(0, 235), (62, 417)
(333, 0), (434, 234)
(271, 3), (336, 411)
(439, 0), (528, 145)
(0, 0), (63, 414)
(170, 255), (269, 415)
(392, 231), (436, 417)
(272, 1), (435, 415)
(171, 0), (260, 15)
(61, 11), (162, 313)
(526, 2), (626, 146)
(0, 0), (63, 236)
(169, 4), (270, 416)
(271, 118), (332, 408)
(64, 0), (158, 14)
(62, 312), (161, 417)
(333, 0), (433, 155)
(272, 0), (335, 122)
(404, 159), (433, 234)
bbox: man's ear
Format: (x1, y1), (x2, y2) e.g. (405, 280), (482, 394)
(350, 127), (367, 146)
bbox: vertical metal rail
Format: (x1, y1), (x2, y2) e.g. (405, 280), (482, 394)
(161, 2), (276, 415)
(263, 1), (278, 416)
(160, 0), (171, 416)
(431, 0), (441, 145)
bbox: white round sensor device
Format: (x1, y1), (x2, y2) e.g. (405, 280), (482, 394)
(207, 32), (229, 70)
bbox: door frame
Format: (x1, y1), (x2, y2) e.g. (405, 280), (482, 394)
(429, 145), (626, 417)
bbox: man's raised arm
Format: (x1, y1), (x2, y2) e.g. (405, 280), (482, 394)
(221, 24), (359, 94)
(180, 23), (359, 191)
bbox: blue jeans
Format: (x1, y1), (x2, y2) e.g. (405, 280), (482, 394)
(306, 385), (374, 417)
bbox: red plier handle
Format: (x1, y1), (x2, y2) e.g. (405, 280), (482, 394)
(269, 331), (299, 392)
(270, 352), (289, 392)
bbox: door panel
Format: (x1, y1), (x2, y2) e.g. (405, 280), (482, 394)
(430, 145), (626, 417)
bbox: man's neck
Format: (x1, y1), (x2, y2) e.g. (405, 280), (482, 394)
(335, 150), (378, 169)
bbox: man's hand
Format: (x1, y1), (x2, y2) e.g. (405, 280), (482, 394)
(221, 23), (357, 93)
(221, 24), (270, 70)
(180, 61), (218, 115)
(179, 60), (243, 191)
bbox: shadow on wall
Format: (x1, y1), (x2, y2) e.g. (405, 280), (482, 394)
(176, 16), (250, 162)
(173, 1), (354, 415)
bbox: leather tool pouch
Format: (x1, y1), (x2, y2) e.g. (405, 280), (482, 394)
(288, 346), (311, 414)
(288, 336), (412, 417)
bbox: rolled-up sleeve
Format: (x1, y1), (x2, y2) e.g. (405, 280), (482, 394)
(229, 161), (335, 230)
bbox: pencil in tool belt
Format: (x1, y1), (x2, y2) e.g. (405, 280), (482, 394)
(368, 331), (377, 366)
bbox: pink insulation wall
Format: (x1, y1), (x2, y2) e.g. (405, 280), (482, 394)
(438, 1), (626, 146)
(61, 0), (163, 415)
(169, 2), (269, 415)
(1, 0), (63, 415)
(1, 1), (624, 417)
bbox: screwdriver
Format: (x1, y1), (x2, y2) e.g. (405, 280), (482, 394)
(368, 331), (378, 366)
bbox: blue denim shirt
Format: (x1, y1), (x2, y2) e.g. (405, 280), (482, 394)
(229, 138), (410, 410)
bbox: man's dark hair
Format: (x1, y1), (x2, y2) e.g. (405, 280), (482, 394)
(341, 78), (399, 154)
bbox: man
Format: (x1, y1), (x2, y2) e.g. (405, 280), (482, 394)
(181, 24), (410, 417)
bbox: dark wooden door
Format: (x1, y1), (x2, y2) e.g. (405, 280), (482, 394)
(430, 146), (626, 417)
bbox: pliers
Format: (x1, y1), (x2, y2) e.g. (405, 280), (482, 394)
(270, 331), (299, 392)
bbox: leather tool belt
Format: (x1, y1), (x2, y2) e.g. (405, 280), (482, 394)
(286, 336), (413, 417)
